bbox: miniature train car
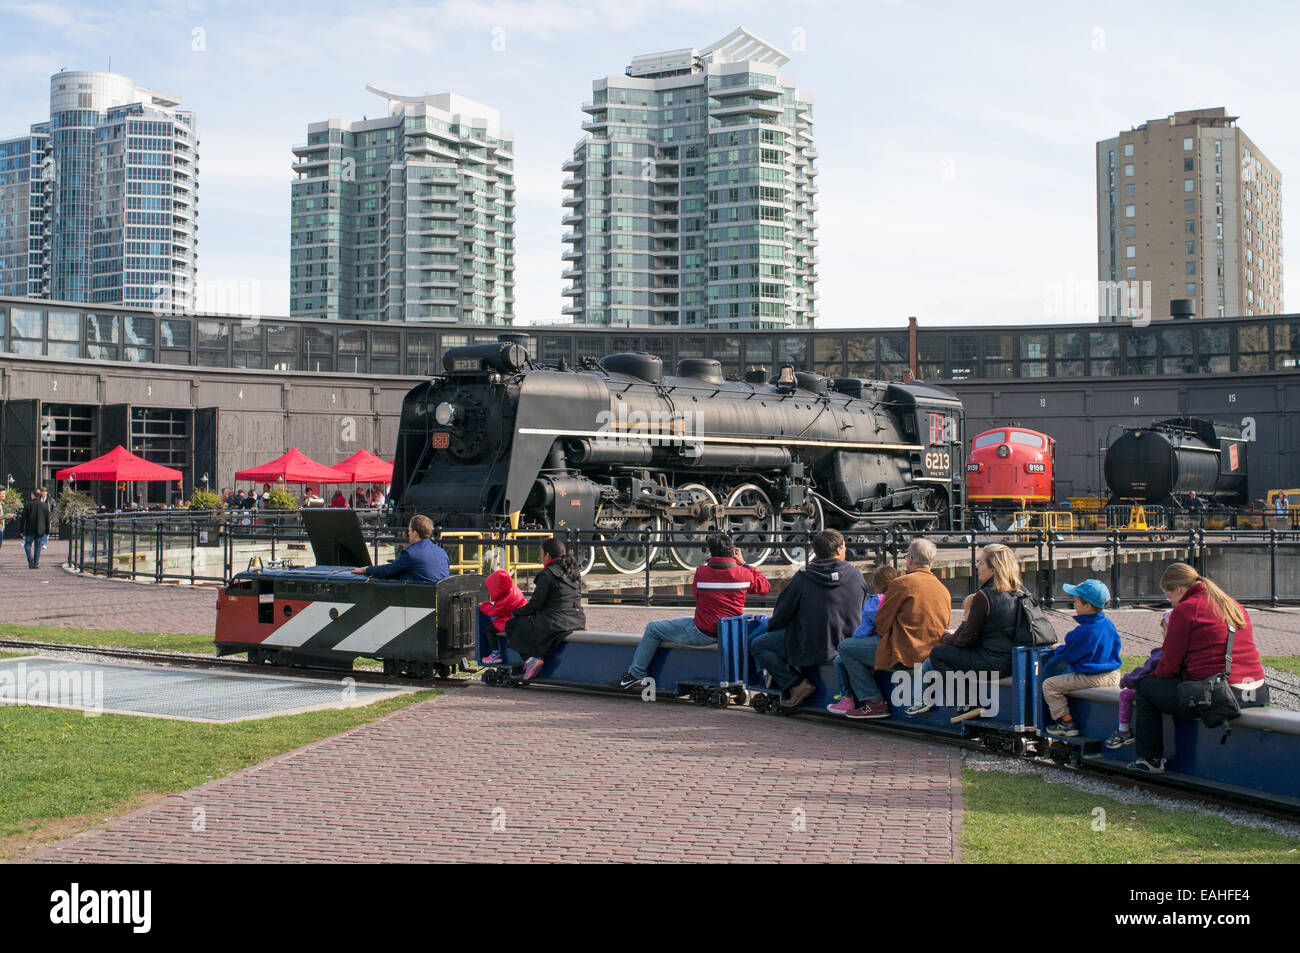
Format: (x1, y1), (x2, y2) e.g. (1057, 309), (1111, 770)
(215, 510), (486, 677)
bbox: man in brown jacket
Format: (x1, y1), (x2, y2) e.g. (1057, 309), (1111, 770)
(873, 538), (951, 673)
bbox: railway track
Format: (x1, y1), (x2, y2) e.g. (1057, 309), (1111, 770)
(5, 638), (1295, 820)
(0, 639), (469, 690)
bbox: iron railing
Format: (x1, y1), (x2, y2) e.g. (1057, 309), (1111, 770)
(65, 511), (1300, 609)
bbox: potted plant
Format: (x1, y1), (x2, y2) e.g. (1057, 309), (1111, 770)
(264, 485), (300, 511)
(55, 486), (96, 540)
(187, 488), (227, 547)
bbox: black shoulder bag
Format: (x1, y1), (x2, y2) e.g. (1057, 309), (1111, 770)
(1175, 626), (1242, 737)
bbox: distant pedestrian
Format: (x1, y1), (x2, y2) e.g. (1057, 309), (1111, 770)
(21, 487), (53, 569)
(330, 490), (348, 508)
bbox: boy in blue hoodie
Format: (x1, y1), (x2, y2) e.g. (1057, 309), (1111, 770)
(1042, 579), (1122, 736)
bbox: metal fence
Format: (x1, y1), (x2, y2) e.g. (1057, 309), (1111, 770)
(65, 510), (1300, 609)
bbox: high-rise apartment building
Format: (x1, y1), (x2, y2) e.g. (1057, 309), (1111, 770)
(0, 71), (198, 310)
(561, 27), (817, 328)
(1096, 107), (1282, 321)
(290, 88), (515, 323)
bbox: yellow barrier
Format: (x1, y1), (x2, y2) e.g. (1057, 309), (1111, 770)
(1010, 510), (1076, 537)
(438, 530), (553, 577)
(501, 531), (551, 577)
(440, 531), (485, 575)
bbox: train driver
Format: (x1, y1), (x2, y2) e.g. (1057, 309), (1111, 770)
(350, 515), (450, 583)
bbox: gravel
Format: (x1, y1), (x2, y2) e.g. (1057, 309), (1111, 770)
(962, 749), (1300, 841)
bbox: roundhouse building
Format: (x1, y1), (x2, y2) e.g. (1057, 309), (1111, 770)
(0, 294), (1297, 506)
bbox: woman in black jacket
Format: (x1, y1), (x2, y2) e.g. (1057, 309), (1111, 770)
(505, 538), (586, 680)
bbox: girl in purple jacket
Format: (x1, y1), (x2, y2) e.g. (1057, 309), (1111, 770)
(1106, 611), (1168, 749)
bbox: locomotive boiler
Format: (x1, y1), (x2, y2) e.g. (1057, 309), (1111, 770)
(1103, 417), (1247, 506)
(389, 337), (965, 571)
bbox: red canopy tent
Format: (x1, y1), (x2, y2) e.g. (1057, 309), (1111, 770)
(235, 448), (348, 486)
(331, 449), (393, 483)
(328, 449), (394, 508)
(56, 445), (184, 510)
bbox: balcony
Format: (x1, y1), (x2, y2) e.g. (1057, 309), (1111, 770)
(710, 101), (783, 119)
(561, 212), (584, 226)
(710, 82), (783, 99)
(562, 176), (584, 190)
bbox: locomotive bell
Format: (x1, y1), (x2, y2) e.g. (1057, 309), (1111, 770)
(434, 402), (458, 426)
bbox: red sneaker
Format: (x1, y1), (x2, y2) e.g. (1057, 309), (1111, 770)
(845, 699), (891, 719)
(521, 657), (544, 681)
(826, 696), (857, 715)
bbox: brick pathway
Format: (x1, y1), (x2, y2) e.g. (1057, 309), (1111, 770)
(24, 686), (962, 863)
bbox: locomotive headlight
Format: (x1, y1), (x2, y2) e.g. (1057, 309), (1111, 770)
(434, 401), (458, 426)
(996, 444), (1011, 458)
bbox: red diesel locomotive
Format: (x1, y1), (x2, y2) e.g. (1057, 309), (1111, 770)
(966, 426), (1055, 510)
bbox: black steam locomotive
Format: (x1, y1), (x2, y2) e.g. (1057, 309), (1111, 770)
(1104, 417), (1248, 507)
(389, 336), (965, 570)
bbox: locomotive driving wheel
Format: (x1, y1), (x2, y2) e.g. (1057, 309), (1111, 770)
(668, 483), (720, 571)
(724, 483), (775, 567)
(778, 496), (824, 565)
(596, 504), (662, 575)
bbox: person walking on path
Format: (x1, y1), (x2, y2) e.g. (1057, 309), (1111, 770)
(21, 487), (53, 569)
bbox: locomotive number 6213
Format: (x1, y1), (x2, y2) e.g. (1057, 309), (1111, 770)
(925, 451), (951, 472)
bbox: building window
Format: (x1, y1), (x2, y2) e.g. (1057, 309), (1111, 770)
(1125, 246), (1136, 259)
(1185, 241), (1195, 254)
(1124, 205), (1135, 218)
(1185, 199), (1195, 213)
(1123, 143), (1134, 157)
(1186, 283), (1197, 296)
(1185, 220), (1195, 234)
(1184, 179), (1194, 192)
(1184, 157), (1194, 172)
(1186, 261), (1196, 275)
(1214, 140), (1222, 157)
(1125, 225), (1136, 238)
(1124, 184), (1134, 198)
(1124, 164), (1134, 176)
(1125, 266), (1136, 279)
(1183, 137), (1193, 150)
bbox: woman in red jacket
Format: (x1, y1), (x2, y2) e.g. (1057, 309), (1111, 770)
(1130, 563), (1269, 773)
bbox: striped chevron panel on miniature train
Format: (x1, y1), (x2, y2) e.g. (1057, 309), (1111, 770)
(256, 601), (435, 654)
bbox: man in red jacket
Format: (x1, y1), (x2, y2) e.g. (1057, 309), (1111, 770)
(612, 533), (770, 689)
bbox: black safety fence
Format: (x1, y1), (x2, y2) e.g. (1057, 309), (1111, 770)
(66, 511), (1300, 610)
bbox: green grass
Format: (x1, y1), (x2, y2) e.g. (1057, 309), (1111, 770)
(0, 690), (436, 855)
(963, 769), (1300, 863)
(0, 623), (385, 669)
(1262, 656), (1300, 677)
(0, 622), (217, 656)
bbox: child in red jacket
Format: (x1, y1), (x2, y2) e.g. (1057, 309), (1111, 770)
(480, 569), (527, 664)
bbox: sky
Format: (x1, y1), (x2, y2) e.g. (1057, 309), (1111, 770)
(2, 0), (1298, 328)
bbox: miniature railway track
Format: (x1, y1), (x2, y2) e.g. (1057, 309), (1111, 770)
(0, 639), (469, 690)
(5, 639), (1294, 819)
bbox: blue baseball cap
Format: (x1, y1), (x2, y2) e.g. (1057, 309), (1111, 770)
(1063, 579), (1110, 609)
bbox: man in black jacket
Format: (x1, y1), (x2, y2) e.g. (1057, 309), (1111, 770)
(22, 487), (53, 569)
(749, 529), (868, 708)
